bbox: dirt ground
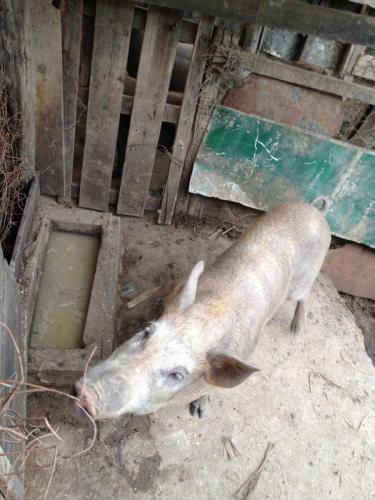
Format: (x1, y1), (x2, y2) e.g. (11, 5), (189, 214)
(26, 210), (375, 500)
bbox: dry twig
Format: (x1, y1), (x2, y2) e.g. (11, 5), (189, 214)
(235, 442), (274, 499)
(0, 58), (26, 248)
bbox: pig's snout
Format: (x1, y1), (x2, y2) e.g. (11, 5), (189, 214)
(71, 382), (97, 420)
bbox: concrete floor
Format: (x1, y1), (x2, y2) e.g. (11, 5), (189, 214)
(26, 211), (375, 500)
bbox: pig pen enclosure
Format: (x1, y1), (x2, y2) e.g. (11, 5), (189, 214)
(1, 0), (375, 498)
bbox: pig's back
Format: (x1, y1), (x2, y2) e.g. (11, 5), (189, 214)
(198, 202), (330, 315)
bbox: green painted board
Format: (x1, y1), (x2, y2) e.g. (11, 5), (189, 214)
(189, 105), (375, 248)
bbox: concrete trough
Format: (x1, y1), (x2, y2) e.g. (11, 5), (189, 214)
(18, 197), (121, 386)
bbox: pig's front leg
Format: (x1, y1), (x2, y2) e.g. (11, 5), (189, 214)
(189, 394), (210, 418)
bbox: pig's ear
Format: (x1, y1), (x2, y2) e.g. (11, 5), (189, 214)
(203, 352), (259, 388)
(177, 261), (204, 311)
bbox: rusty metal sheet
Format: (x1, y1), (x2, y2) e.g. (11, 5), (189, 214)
(223, 74), (344, 137)
(189, 106), (375, 249)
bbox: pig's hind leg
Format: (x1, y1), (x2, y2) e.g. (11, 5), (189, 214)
(189, 395), (210, 418)
(289, 279), (312, 334)
(290, 299), (306, 334)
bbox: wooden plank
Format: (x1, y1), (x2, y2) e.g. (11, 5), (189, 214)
(23, 218), (51, 334)
(236, 52), (375, 105)
(121, 95), (180, 124)
(0, 248), (25, 500)
(189, 106), (375, 249)
(352, 54), (375, 82)
(322, 244), (375, 300)
(338, 44), (366, 79)
(78, 86), (181, 123)
(338, 4), (367, 79)
(29, 0), (65, 197)
(117, 6), (183, 216)
(10, 178), (40, 280)
(133, 7), (197, 44)
(71, 182), (160, 211)
(348, 0), (375, 7)
(350, 109), (375, 148)
(158, 17), (214, 224)
(242, 23), (264, 53)
(83, 5), (197, 44)
(83, 214), (121, 357)
(79, 0), (134, 211)
(60, 0), (83, 203)
(140, 0), (375, 48)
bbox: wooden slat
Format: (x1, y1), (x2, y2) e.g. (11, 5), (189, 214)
(348, 0), (375, 7)
(83, 214), (121, 358)
(78, 86), (181, 123)
(121, 95), (181, 124)
(71, 182), (160, 211)
(60, 0), (83, 203)
(10, 178), (40, 280)
(83, 5), (198, 44)
(79, 0), (134, 211)
(236, 52), (375, 106)
(158, 17), (214, 224)
(0, 247), (25, 500)
(352, 54), (375, 82)
(140, 0), (375, 48)
(29, 0), (65, 197)
(350, 110), (375, 149)
(117, 6), (183, 216)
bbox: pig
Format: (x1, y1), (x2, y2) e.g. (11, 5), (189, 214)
(72, 202), (330, 420)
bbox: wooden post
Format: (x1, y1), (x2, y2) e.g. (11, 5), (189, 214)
(116, 6), (183, 217)
(79, 0), (134, 212)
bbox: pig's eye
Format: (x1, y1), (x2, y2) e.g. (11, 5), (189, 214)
(169, 371), (184, 382)
(160, 367), (188, 387)
(166, 367), (188, 383)
(142, 325), (155, 340)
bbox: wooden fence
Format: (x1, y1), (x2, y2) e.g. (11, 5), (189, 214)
(25, 0), (375, 225)
(30, 0), (214, 223)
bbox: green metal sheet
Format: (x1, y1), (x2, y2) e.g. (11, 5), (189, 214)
(189, 105), (375, 248)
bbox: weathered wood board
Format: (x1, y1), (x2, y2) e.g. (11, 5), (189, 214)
(158, 17), (214, 224)
(29, 0), (65, 197)
(140, 0), (375, 48)
(117, 6), (183, 217)
(79, 0), (134, 211)
(352, 54), (375, 82)
(10, 178), (40, 281)
(0, 247), (25, 499)
(61, 0), (83, 203)
(190, 106), (375, 249)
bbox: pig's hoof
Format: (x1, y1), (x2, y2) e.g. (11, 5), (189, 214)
(189, 395), (209, 418)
